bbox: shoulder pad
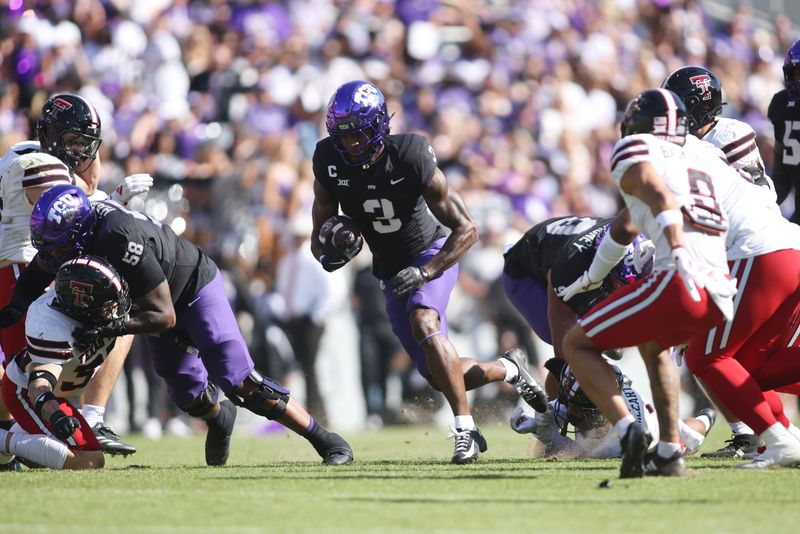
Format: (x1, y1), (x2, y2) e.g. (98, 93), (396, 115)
(25, 293), (78, 364)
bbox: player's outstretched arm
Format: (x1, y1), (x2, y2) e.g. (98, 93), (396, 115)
(420, 168), (478, 278)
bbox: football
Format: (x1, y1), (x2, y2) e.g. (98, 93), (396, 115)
(319, 214), (362, 254)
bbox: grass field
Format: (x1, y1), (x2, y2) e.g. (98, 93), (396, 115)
(2, 422), (798, 534)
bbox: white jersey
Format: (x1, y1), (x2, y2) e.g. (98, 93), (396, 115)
(681, 135), (800, 259)
(0, 148), (72, 262)
(610, 134), (730, 275)
(701, 117), (776, 200)
(5, 290), (115, 398)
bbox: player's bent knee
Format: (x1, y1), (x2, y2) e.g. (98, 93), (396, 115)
(178, 385), (219, 418)
(64, 450), (105, 470)
(229, 370), (290, 420)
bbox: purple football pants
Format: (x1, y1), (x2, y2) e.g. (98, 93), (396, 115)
(501, 272), (552, 345)
(145, 271), (254, 406)
(382, 238), (458, 380)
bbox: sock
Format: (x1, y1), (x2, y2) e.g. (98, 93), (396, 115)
(303, 417), (331, 448)
(500, 358), (519, 383)
(1, 429), (69, 469)
(679, 420), (705, 452)
(613, 414), (636, 441)
(695, 414), (712, 434)
(454, 415), (475, 431)
(763, 390), (790, 428)
(206, 402), (233, 431)
(657, 441), (682, 458)
(81, 404), (105, 428)
(728, 421), (754, 436)
(0, 419), (15, 431)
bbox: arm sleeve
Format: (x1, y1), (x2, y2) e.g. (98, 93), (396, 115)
(410, 135), (437, 187)
(312, 144), (336, 195)
(10, 259), (55, 310)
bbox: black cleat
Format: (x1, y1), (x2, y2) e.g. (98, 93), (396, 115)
(619, 422), (650, 479)
(205, 400), (237, 466)
(450, 427), (488, 464)
(316, 432), (354, 465)
(700, 433), (760, 458)
(644, 449), (686, 477)
(0, 457), (23, 472)
(503, 348), (548, 413)
(92, 423), (137, 456)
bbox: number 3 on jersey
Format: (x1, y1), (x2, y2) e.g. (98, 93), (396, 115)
(363, 198), (402, 233)
(122, 241), (144, 265)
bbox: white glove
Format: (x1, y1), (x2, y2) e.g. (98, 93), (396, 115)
(672, 247), (704, 302)
(510, 407), (538, 434)
(555, 271), (603, 302)
(633, 239), (656, 274)
(671, 344), (688, 367)
(110, 173), (154, 205)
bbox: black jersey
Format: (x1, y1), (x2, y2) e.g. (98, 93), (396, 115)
(88, 200), (217, 307)
(503, 216), (612, 315)
(768, 89), (800, 219)
(313, 133), (445, 279)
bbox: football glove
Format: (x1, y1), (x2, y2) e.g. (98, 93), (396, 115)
(110, 173), (154, 205)
(633, 239), (656, 274)
(388, 266), (430, 296)
(672, 247), (703, 302)
(555, 271), (603, 302)
(73, 317), (127, 353)
(49, 410), (81, 441)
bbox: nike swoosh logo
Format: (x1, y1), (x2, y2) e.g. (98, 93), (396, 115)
(390, 177), (406, 185)
(187, 295), (203, 307)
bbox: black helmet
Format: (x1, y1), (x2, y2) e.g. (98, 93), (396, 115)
(36, 94), (102, 173)
(54, 255), (130, 326)
(661, 66), (724, 133)
(620, 89), (688, 145)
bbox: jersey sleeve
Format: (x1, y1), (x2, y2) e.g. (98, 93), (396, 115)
(716, 121), (760, 167)
(312, 140), (336, 194)
(609, 134), (655, 183)
(25, 297), (76, 366)
(99, 225), (166, 299)
(406, 135), (438, 187)
(16, 153), (72, 190)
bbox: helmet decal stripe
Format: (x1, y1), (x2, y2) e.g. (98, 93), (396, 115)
(71, 257), (122, 291)
(657, 88), (677, 135)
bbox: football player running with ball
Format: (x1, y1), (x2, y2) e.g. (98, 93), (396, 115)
(311, 81), (547, 464)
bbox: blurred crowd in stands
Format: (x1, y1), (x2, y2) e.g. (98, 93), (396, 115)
(1, 0), (797, 434)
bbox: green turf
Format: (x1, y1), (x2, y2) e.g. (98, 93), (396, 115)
(1, 422), (798, 534)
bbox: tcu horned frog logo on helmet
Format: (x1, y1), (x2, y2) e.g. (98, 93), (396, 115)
(689, 74), (713, 100)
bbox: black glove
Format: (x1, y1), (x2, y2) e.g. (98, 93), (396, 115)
(73, 317), (127, 352)
(319, 252), (348, 272)
(319, 231), (363, 272)
(388, 266), (430, 296)
(0, 305), (23, 329)
(49, 410), (80, 441)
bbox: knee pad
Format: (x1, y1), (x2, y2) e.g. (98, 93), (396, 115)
(179, 384), (219, 417)
(229, 370), (290, 420)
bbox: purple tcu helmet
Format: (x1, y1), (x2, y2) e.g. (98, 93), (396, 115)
(30, 184), (95, 271)
(325, 80), (390, 167)
(595, 225), (654, 290)
(784, 40), (800, 100)
(554, 363), (627, 431)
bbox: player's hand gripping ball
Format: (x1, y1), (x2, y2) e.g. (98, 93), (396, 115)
(319, 215), (363, 272)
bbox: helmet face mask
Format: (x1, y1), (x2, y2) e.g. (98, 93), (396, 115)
(30, 184), (95, 271)
(326, 81), (390, 167)
(37, 94), (102, 173)
(555, 364), (627, 433)
(620, 88), (688, 145)
(661, 66), (724, 133)
(784, 40), (800, 100)
(55, 256), (131, 326)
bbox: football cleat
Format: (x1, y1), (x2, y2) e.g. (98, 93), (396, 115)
(503, 348), (548, 413)
(697, 407), (717, 430)
(0, 457), (24, 472)
(92, 423), (137, 456)
(701, 433), (760, 458)
(619, 422), (650, 479)
(644, 449), (686, 477)
(205, 400), (237, 466)
(739, 439), (800, 469)
(316, 432), (354, 465)
(449, 427), (488, 464)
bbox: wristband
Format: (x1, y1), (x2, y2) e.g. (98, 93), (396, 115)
(29, 369), (58, 389)
(34, 391), (57, 416)
(655, 209), (683, 230)
(419, 266), (430, 282)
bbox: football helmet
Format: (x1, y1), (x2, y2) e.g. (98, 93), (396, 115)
(325, 81), (390, 167)
(594, 226), (654, 291)
(54, 255), (131, 326)
(661, 66), (724, 134)
(30, 184), (95, 271)
(554, 364), (627, 431)
(620, 89), (687, 145)
(784, 40), (800, 100)
(36, 94), (102, 173)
